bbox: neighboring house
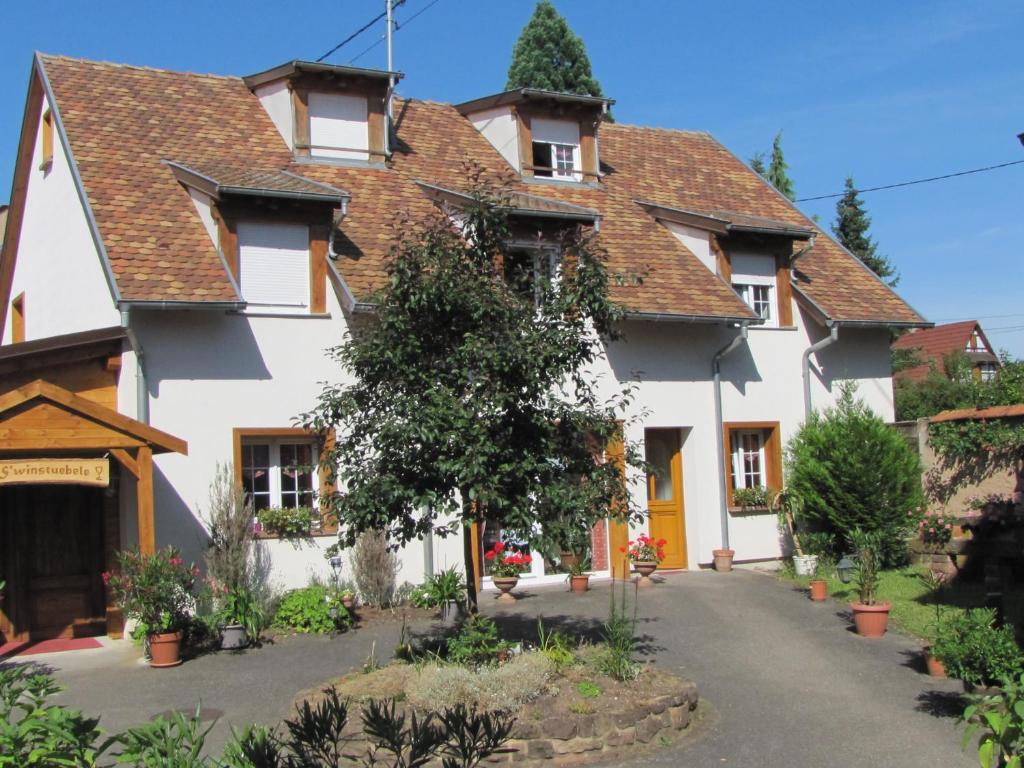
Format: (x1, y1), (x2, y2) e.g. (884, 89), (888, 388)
(0, 54), (926, 643)
(892, 320), (1000, 383)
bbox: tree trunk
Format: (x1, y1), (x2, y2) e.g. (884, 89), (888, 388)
(463, 520), (479, 614)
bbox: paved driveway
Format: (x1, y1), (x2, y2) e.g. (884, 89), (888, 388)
(25, 570), (972, 766)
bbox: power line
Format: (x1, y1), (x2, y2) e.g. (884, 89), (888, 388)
(795, 159), (1024, 202)
(349, 0), (443, 65)
(315, 0), (408, 63)
(933, 313), (1024, 322)
(984, 325), (1024, 334)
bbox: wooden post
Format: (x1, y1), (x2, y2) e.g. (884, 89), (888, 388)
(136, 445), (155, 555)
(607, 427), (630, 580)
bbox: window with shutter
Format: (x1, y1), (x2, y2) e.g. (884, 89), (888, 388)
(237, 222), (310, 312)
(308, 92), (370, 161)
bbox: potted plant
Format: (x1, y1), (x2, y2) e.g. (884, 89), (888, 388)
(624, 534), (666, 587)
(255, 506), (318, 538)
(733, 486), (773, 511)
(484, 542), (532, 603)
(808, 560), (828, 602)
(773, 488), (817, 575)
(567, 554), (592, 593)
(217, 586), (264, 650)
(339, 588), (356, 610)
(105, 547), (199, 667)
(918, 569), (948, 677)
(932, 608), (1023, 693)
(848, 531), (891, 638)
(425, 566), (464, 619)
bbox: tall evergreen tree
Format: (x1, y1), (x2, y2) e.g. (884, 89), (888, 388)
(766, 132), (795, 201)
(506, 1), (610, 117)
(832, 176), (899, 286)
(749, 152), (767, 178)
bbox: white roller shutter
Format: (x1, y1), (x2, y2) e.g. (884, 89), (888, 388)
(237, 222), (309, 311)
(309, 92), (369, 161)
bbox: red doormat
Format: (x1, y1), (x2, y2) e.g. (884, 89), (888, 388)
(0, 637), (103, 658)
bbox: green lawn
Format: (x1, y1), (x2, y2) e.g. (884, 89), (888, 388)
(782, 565), (1024, 642)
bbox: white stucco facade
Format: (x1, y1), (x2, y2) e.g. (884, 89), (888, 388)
(468, 107), (521, 171)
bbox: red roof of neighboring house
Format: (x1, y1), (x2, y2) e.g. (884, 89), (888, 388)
(5, 54), (927, 326)
(931, 404), (1024, 423)
(892, 321), (998, 382)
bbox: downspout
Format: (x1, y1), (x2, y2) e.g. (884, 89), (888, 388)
(713, 322), (749, 552)
(802, 323), (839, 421)
(120, 309), (148, 425)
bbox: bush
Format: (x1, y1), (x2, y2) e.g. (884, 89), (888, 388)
(446, 616), (508, 666)
(272, 585), (350, 634)
(405, 653), (554, 713)
(201, 463), (254, 596)
(105, 547), (200, 635)
(933, 608), (1023, 687)
(786, 383), (924, 566)
(351, 530), (398, 607)
(961, 672), (1024, 768)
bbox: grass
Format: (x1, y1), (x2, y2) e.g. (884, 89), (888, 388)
(782, 564), (1024, 641)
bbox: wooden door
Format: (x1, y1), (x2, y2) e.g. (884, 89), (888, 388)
(0, 485), (106, 641)
(644, 428), (687, 569)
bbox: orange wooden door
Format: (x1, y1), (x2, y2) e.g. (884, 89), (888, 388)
(644, 428), (687, 569)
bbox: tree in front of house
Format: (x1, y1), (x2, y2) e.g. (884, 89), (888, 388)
(750, 131), (795, 201)
(832, 176), (899, 286)
(302, 176), (645, 611)
(506, 1), (611, 118)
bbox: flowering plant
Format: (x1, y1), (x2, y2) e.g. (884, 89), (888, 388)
(622, 534), (667, 563)
(919, 509), (953, 548)
(104, 547), (199, 634)
(484, 541), (533, 578)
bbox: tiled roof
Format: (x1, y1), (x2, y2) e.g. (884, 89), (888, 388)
(931, 404), (1024, 423)
(33, 54), (925, 324)
(166, 160), (349, 202)
(416, 181), (600, 221)
(892, 321), (996, 381)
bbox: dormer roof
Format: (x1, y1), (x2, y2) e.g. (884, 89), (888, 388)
(455, 88), (614, 116)
(635, 200), (816, 240)
(415, 181), (600, 223)
(165, 160), (350, 207)
(242, 60), (402, 90)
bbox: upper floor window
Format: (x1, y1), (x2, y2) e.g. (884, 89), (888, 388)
(503, 247), (560, 306)
(308, 92), (369, 161)
(735, 283), (773, 322)
(236, 221), (310, 313)
(731, 252), (780, 328)
(531, 118), (580, 181)
(978, 362), (998, 382)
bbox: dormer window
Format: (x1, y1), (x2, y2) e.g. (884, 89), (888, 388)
(308, 92), (369, 161)
(531, 118), (581, 181)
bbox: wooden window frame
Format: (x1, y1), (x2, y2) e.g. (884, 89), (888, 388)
(722, 421), (782, 510)
(10, 292), (25, 343)
(231, 427), (337, 537)
(40, 109), (53, 172)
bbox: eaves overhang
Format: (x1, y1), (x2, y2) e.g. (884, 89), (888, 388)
(455, 87), (615, 116)
(243, 60), (403, 90)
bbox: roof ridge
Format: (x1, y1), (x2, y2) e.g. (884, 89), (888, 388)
(602, 122), (711, 138)
(38, 52), (240, 82)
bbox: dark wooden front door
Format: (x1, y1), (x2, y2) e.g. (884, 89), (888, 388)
(0, 485), (107, 641)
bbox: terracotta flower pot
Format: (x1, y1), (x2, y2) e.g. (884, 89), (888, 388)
(924, 648), (946, 678)
(492, 576), (519, 604)
(559, 551), (580, 570)
(850, 602), (892, 637)
(570, 574), (590, 593)
(712, 548), (735, 572)
(809, 579), (828, 602)
(633, 560), (658, 587)
(149, 630), (184, 668)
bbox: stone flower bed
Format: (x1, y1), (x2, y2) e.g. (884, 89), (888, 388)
(300, 654), (700, 766)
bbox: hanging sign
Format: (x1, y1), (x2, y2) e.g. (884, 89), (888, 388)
(0, 458), (110, 487)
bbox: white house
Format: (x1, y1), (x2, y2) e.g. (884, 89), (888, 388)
(0, 54), (927, 643)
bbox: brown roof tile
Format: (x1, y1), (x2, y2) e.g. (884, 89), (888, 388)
(35, 55), (924, 324)
(892, 321), (997, 381)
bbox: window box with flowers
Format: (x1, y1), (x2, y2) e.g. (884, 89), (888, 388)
(623, 534), (667, 587)
(484, 541), (532, 603)
(255, 505), (320, 539)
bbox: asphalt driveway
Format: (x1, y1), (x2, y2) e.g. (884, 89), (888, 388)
(21, 570), (973, 766)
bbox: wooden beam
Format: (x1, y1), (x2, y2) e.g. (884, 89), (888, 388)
(109, 447), (140, 479)
(710, 234), (731, 282)
(775, 254), (793, 327)
(11, 292), (25, 343)
(136, 445), (155, 555)
(291, 86), (310, 158)
(514, 107), (533, 178)
(215, 208), (238, 281)
(606, 426), (630, 580)
(309, 224), (328, 314)
(579, 118), (599, 182)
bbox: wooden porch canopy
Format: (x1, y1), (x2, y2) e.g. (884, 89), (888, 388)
(0, 379), (187, 553)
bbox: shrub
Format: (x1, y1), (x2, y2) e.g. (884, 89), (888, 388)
(219, 585), (268, 642)
(201, 463), (254, 596)
(351, 530), (398, 607)
(850, 529), (882, 605)
(536, 618), (575, 669)
(446, 616), (508, 666)
(405, 653), (554, 713)
(933, 609), (1023, 687)
(272, 585), (350, 634)
(600, 581), (640, 682)
(786, 383), (924, 566)
(960, 672), (1024, 768)
(109, 705), (213, 767)
(105, 547), (200, 635)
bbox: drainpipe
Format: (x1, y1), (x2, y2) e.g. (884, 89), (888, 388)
(801, 323), (839, 421)
(423, 531), (434, 579)
(713, 323), (749, 552)
(120, 309), (148, 425)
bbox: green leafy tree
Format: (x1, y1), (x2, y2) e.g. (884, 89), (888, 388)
(894, 351), (977, 421)
(787, 383), (924, 565)
(832, 176), (899, 286)
(506, 1), (611, 118)
(302, 175), (644, 611)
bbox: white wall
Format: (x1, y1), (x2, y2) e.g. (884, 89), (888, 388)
(255, 80), (293, 150)
(662, 221), (715, 274)
(4, 94), (120, 343)
(468, 107), (520, 171)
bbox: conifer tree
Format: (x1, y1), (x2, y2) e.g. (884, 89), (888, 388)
(832, 176), (899, 286)
(506, 1), (610, 117)
(766, 132), (795, 201)
(750, 152), (767, 177)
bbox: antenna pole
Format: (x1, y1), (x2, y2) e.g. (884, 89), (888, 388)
(386, 0), (394, 120)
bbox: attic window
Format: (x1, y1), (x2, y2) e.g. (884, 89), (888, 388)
(237, 221), (310, 313)
(39, 109), (53, 172)
(530, 118), (580, 181)
(308, 92), (370, 161)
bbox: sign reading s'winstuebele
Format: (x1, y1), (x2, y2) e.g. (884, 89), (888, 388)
(0, 458), (110, 487)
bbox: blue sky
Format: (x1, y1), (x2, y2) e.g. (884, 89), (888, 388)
(2, 0), (1022, 356)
